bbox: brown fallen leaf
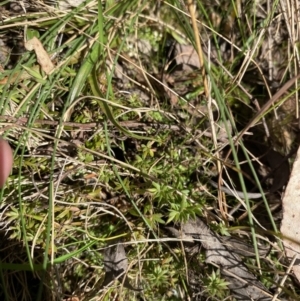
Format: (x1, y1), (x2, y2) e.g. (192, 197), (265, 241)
(25, 37), (54, 74)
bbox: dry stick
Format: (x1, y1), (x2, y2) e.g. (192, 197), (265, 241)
(235, 73), (300, 144)
(271, 253), (298, 301)
(0, 116), (200, 135)
(187, 0), (227, 279)
(186, 0), (209, 98)
(187, 0), (227, 218)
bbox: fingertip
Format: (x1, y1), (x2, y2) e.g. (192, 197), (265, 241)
(0, 137), (13, 188)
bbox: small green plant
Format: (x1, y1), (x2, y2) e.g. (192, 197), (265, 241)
(149, 265), (171, 287)
(1, 0), (298, 300)
(167, 191), (202, 223)
(146, 258), (178, 292)
(148, 182), (173, 206)
(203, 269), (230, 299)
(210, 220), (231, 236)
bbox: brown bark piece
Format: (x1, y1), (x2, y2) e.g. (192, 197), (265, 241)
(281, 145), (300, 281)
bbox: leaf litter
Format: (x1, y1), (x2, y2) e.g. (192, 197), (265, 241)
(102, 240), (142, 292)
(167, 217), (282, 300)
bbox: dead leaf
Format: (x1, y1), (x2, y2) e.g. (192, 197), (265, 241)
(167, 218), (274, 300)
(216, 119), (232, 142)
(281, 145), (300, 281)
(174, 44), (200, 71)
(25, 37), (54, 74)
(221, 236), (270, 258)
(103, 241), (142, 291)
(58, 0), (85, 10)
